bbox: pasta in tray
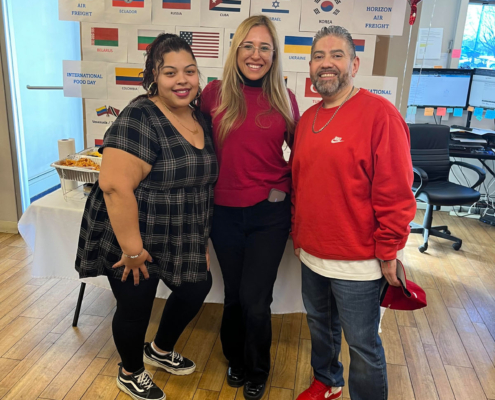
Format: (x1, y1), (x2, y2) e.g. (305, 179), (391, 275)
(60, 158), (101, 171)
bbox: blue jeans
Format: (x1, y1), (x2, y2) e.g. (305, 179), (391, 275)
(301, 263), (388, 400)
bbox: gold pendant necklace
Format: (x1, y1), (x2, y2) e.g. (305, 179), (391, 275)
(312, 86), (359, 134)
(161, 100), (199, 135)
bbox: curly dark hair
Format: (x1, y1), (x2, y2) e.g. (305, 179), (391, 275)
(131, 33), (205, 127)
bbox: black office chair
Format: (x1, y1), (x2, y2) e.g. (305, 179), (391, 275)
(408, 124), (486, 253)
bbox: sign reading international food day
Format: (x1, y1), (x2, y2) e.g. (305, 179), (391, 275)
(63, 60), (108, 98)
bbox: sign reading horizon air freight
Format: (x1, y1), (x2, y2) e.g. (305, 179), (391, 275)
(200, 0), (250, 29)
(63, 60), (108, 98)
(151, 0), (200, 27)
(85, 99), (130, 144)
(223, 29), (236, 66)
(176, 27), (224, 68)
(105, 0), (151, 24)
(351, 34), (376, 76)
(299, 0), (355, 33)
(128, 25), (175, 63)
(59, 0), (105, 21)
(278, 31), (315, 72)
(351, 0), (406, 35)
(250, 0), (302, 32)
(81, 23), (129, 62)
(107, 63), (146, 100)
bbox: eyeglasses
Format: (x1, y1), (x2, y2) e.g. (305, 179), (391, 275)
(238, 44), (275, 56)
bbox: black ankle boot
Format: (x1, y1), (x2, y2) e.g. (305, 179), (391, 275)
(226, 365), (245, 388)
(244, 381), (266, 400)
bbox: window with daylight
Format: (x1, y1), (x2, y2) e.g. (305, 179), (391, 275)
(460, 2), (495, 69)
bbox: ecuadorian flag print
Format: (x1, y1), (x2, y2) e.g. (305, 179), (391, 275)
(115, 68), (143, 86)
(112, 0), (144, 7)
(284, 36), (313, 54)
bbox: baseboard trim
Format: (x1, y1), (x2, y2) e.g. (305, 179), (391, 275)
(0, 221), (18, 234)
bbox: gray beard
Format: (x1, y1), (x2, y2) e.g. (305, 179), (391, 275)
(311, 71), (350, 98)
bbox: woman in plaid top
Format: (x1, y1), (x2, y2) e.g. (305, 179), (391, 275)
(76, 34), (218, 400)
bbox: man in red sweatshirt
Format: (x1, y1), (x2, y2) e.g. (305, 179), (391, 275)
(291, 26), (416, 400)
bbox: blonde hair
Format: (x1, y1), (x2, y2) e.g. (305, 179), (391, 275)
(214, 15), (296, 146)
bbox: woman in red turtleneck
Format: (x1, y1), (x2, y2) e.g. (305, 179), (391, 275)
(201, 15), (299, 400)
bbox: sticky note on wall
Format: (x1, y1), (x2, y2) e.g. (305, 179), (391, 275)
(485, 110), (495, 119)
(453, 108), (463, 117)
(424, 107), (434, 116)
(436, 107), (446, 116)
(473, 107), (484, 117)
(446, 108), (454, 114)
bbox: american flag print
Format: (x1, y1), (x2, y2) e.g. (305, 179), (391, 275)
(179, 30), (220, 59)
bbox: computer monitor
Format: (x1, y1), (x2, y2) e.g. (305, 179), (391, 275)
(469, 68), (495, 109)
(408, 68), (472, 108)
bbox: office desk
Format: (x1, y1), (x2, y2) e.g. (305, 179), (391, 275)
(449, 149), (495, 180)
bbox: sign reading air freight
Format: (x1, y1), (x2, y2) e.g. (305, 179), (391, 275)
(300, 0), (355, 32)
(105, 0), (151, 24)
(351, 0), (406, 35)
(63, 60), (108, 98)
(127, 25), (175, 63)
(85, 99), (130, 144)
(223, 29), (236, 66)
(107, 63), (146, 100)
(59, 0), (105, 21)
(81, 23), (129, 62)
(176, 26), (224, 68)
(200, 0), (250, 29)
(351, 34), (376, 76)
(278, 32), (315, 72)
(151, 0), (200, 26)
(250, 0), (302, 32)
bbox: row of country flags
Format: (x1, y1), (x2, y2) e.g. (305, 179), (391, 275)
(91, 28), (366, 57)
(112, 0), (336, 14)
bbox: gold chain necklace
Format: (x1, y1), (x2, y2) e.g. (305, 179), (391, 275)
(312, 86), (359, 134)
(161, 101), (199, 135)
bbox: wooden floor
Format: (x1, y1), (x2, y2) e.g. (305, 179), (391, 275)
(1, 210), (495, 400)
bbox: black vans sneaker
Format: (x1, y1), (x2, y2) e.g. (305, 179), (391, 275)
(143, 342), (196, 375)
(116, 363), (165, 400)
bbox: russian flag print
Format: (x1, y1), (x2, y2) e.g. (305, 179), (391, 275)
(163, 0), (191, 9)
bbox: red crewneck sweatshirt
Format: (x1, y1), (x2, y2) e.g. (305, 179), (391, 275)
(201, 80), (300, 207)
(290, 89), (416, 261)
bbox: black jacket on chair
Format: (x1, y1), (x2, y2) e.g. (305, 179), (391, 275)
(408, 124), (485, 252)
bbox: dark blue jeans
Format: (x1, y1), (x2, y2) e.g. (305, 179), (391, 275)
(301, 263), (388, 400)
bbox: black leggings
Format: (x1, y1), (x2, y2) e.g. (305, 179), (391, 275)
(108, 272), (212, 372)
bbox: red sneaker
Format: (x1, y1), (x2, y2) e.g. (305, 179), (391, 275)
(296, 378), (342, 400)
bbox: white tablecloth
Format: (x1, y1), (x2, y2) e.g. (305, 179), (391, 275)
(18, 189), (305, 313)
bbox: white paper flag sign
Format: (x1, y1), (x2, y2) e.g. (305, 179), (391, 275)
(81, 23), (128, 62)
(223, 29), (236, 66)
(300, 0), (355, 32)
(278, 31), (315, 72)
(352, 34), (376, 76)
(250, 0), (302, 33)
(128, 25), (175, 63)
(105, 0), (151, 24)
(200, 0), (250, 29)
(295, 73), (321, 113)
(351, 0), (406, 35)
(284, 71), (297, 94)
(85, 99), (130, 143)
(59, 0), (105, 21)
(176, 27), (224, 68)
(151, 0), (200, 26)
(199, 68), (224, 90)
(63, 61), (108, 98)
(355, 75), (398, 106)
(107, 63), (146, 100)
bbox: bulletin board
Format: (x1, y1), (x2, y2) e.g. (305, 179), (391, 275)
(58, 0), (408, 147)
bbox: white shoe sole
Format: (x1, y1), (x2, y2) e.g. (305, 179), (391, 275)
(116, 377), (166, 400)
(143, 353), (196, 376)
